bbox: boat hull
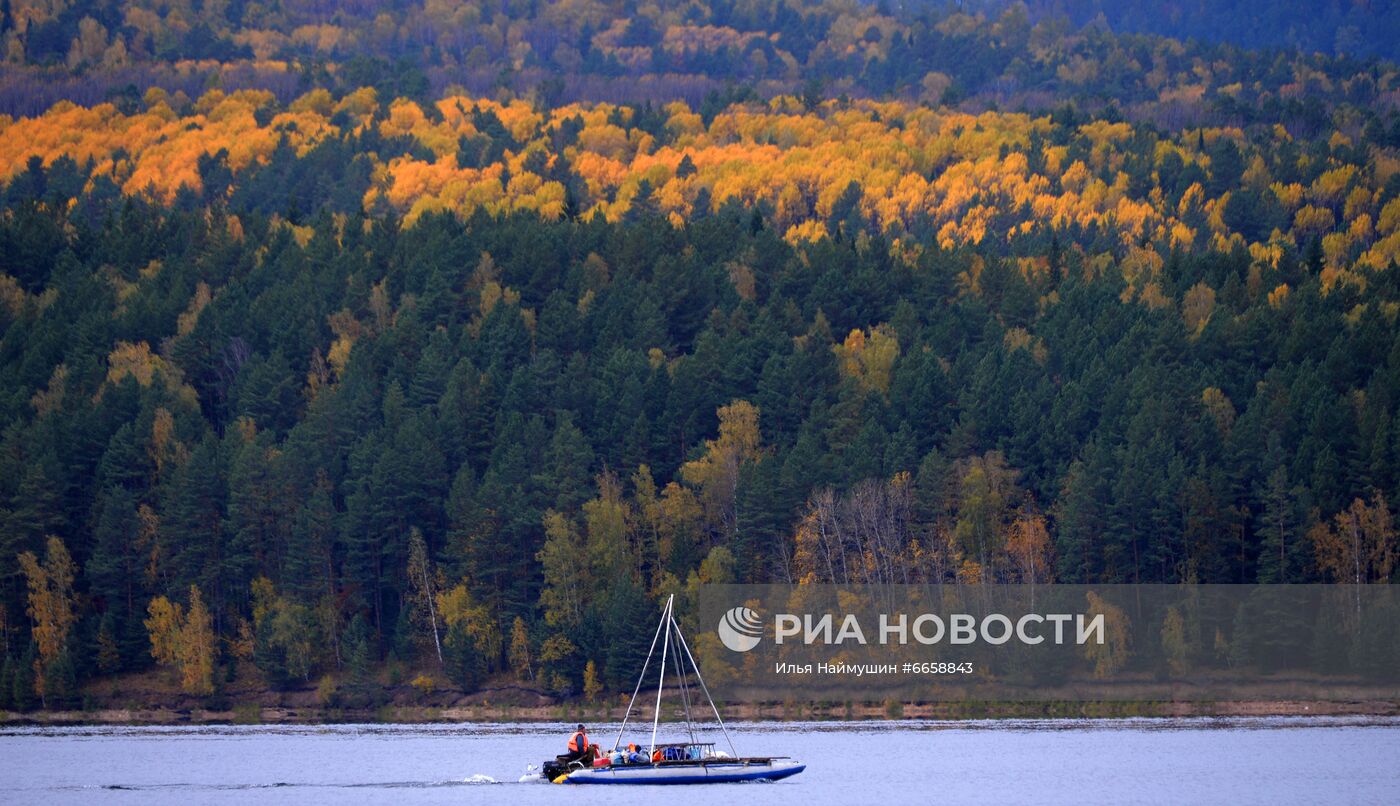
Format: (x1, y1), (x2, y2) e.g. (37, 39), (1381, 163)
(559, 759), (805, 785)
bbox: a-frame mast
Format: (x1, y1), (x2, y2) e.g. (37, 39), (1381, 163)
(610, 594), (738, 758)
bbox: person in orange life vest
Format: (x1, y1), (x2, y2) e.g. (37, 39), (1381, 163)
(565, 724), (596, 764)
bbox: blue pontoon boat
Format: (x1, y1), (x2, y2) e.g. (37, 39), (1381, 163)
(540, 595), (805, 785)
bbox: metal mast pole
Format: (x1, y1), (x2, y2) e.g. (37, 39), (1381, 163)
(649, 594), (674, 755)
(611, 595), (670, 752)
(667, 612), (697, 746)
(673, 614), (738, 758)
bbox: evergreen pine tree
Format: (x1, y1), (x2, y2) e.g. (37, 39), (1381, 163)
(601, 578), (652, 691)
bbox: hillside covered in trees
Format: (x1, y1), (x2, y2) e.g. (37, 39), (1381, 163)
(967, 1), (1400, 63)
(1, 1), (1398, 711)
(3, 0), (1399, 122)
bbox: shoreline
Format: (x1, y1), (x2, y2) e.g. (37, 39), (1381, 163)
(5, 699), (1398, 727)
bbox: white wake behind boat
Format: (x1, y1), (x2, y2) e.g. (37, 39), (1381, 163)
(540, 595), (804, 785)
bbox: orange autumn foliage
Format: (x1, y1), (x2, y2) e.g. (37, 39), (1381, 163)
(3, 89), (1395, 261)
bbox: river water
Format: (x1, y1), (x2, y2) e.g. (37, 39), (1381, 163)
(2, 717), (1398, 804)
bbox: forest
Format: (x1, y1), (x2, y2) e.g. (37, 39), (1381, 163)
(968, 1), (1400, 62)
(0, 1), (1398, 711)
(2, 0), (1398, 119)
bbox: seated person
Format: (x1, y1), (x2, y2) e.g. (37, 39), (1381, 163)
(561, 724), (597, 766)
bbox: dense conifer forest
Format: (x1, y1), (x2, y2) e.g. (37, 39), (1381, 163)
(1, 0), (1397, 709)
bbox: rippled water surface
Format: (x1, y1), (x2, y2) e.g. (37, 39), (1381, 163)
(3, 717), (1399, 804)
